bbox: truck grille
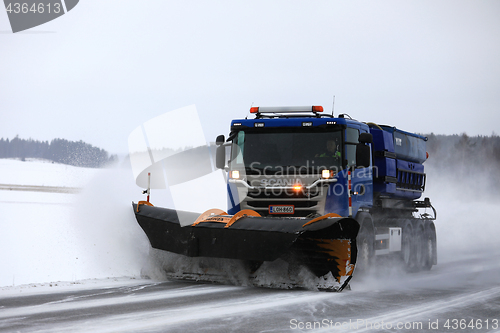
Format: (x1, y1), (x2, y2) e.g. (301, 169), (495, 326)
(244, 190), (321, 217)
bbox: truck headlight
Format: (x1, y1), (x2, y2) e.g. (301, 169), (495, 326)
(321, 169), (333, 179)
(230, 170), (240, 179)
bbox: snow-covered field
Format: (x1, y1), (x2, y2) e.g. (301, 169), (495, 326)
(0, 158), (150, 288)
(0, 159), (98, 188)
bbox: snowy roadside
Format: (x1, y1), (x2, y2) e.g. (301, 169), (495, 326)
(0, 277), (152, 298)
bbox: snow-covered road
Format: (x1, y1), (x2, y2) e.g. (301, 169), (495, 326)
(1, 259), (500, 333)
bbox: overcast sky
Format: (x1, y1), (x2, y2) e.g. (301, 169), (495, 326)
(1, 0), (499, 154)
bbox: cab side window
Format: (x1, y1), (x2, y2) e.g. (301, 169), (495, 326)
(345, 128), (359, 168)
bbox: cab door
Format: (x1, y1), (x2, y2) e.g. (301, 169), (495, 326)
(345, 127), (373, 212)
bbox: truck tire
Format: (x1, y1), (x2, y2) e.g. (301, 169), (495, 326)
(414, 222), (426, 271)
(421, 223), (437, 271)
(401, 223), (415, 272)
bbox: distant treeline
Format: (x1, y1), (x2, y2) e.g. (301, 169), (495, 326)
(0, 136), (117, 168)
(425, 132), (500, 169)
(424, 132), (500, 192)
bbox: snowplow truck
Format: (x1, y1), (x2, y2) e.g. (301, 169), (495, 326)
(133, 106), (436, 291)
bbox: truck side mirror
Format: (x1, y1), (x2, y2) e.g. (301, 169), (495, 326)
(359, 133), (373, 144)
(216, 135), (225, 146)
(216, 145), (225, 169)
(356, 142), (371, 168)
(215, 135), (226, 169)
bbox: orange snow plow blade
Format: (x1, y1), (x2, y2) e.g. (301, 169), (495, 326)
(134, 203), (359, 291)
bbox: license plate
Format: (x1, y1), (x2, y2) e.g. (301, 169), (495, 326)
(269, 205), (294, 214)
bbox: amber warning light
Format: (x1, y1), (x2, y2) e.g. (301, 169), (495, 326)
(250, 106), (324, 114)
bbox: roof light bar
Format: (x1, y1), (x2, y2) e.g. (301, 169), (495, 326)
(249, 106), (324, 114)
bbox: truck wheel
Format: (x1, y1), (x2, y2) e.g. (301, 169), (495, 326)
(414, 223), (426, 271)
(421, 225), (436, 271)
(356, 226), (374, 273)
(401, 224), (415, 272)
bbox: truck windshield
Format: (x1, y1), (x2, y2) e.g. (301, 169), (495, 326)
(231, 129), (343, 175)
